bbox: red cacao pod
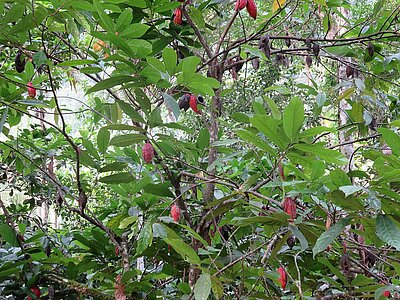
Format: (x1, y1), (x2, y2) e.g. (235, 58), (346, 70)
(383, 290), (390, 297)
(246, 0), (257, 19)
(27, 82), (36, 98)
(142, 142), (154, 164)
(115, 246), (119, 256)
(173, 8), (182, 25)
(277, 267), (287, 289)
(235, 0), (247, 11)
(27, 287), (40, 300)
(170, 204), (181, 222)
(189, 94), (201, 114)
(283, 197), (296, 219)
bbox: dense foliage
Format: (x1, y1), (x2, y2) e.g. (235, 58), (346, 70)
(0, 0), (399, 299)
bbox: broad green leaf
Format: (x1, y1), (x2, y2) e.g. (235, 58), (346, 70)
(289, 225), (308, 250)
(264, 96), (281, 119)
(86, 76), (136, 94)
(293, 143), (347, 165)
(264, 85), (291, 95)
(378, 128), (400, 156)
(57, 59), (96, 67)
(283, 97), (304, 140)
(136, 222), (153, 255)
(376, 214), (400, 250)
(194, 273), (211, 300)
(162, 93), (180, 120)
(236, 129), (277, 156)
(116, 8), (132, 32)
(109, 134), (147, 147)
(97, 128), (110, 154)
(313, 218), (351, 257)
(232, 213), (289, 227)
(338, 87), (355, 100)
(250, 115), (289, 149)
(142, 184), (175, 198)
(0, 223), (18, 246)
(299, 126), (336, 138)
(339, 185), (364, 197)
(94, 1), (114, 32)
(330, 169), (352, 187)
(197, 128), (210, 150)
(162, 48), (177, 76)
(135, 89), (151, 115)
(116, 100), (145, 124)
(99, 173), (135, 184)
(120, 24), (150, 39)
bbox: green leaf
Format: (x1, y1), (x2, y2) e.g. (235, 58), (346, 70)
(376, 214), (400, 250)
(120, 24), (150, 39)
(283, 97), (304, 140)
(194, 273), (211, 300)
(109, 134), (147, 147)
(378, 128), (400, 156)
(142, 184), (175, 198)
(293, 143), (347, 165)
(299, 126), (336, 138)
(162, 48), (177, 76)
(97, 128), (110, 154)
(87, 76), (136, 94)
(236, 129), (277, 156)
(135, 89), (151, 115)
(339, 185), (364, 197)
(99, 173), (135, 184)
(197, 128), (210, 150)
(289, 225), (308, 250)
(264, 96), (281, 119)
(313, 218), (351, 257)
(0, 222), (18, 246)
(250, 115), (289, 149)
(94, 0), (114, 32)
(116, 100), (145, 124)
(265, 85), (291, 95)
(338, 87), (355, 100)
(162, 93), (180, 121)
(136, 222), (153, 255)
(116, 8), (132, 32)
(232, 213), (289, 227)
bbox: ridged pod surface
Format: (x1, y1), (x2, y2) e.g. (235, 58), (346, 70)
(283, 197), (296, 219)
(142, 142), (154, 164)
(27, 82), (36, 98)
(170, 204), (181, 222)
(278, 267), (287, 289)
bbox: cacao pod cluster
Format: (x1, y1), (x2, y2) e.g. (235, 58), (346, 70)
(179, 93), (204, 114)
(283, 196), (296, 220)
(235, 0), (257, 19)
(142, 142), (155, 164)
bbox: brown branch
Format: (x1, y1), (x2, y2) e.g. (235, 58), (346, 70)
(329, 134), (380, 149)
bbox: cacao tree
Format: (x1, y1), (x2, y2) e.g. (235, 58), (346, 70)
(0, 0), (399, 299)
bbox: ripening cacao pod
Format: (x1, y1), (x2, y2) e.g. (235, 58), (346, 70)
(312, 43), (320, 56)
(27, 287), (40, 300)
(346, 65), (354, 78)
(27, 82), (36, 98)
(278, 162), (285, 180)
(287, 235), (296, 249)
(283, 197), (296, 219)
(170, 204), (181, 222)
(15, 50), (25, 73)
(115, 246), (119, 256)
(251, 57), (259, 70)
(173, 8), (183, 25)
(285, 33), (291, 47)
(383, 290), (390, 297)
(277, 267), (287, 289)
(189, 94), (201, 114)
(179, 94), (191, 111)
(246, 0), (257, 19)
(235, 0), (247, 11)
(367, 42), (374, 57)
(142, 142), (154, 164)
(306, 55), (312, 67)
